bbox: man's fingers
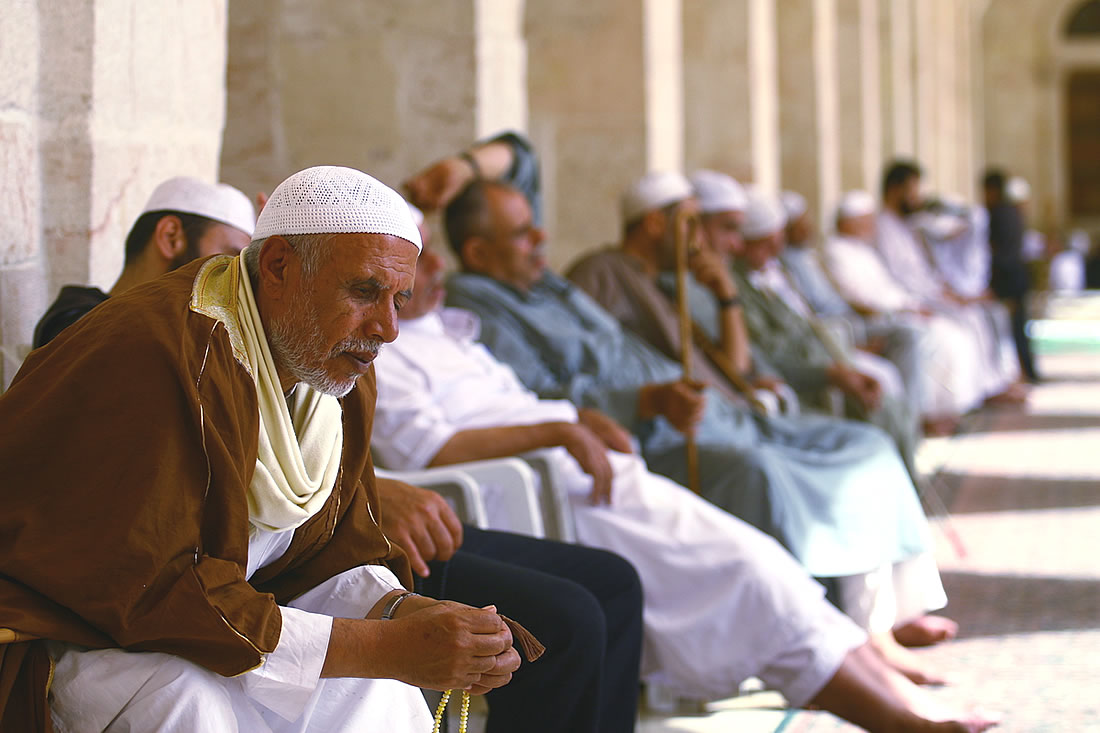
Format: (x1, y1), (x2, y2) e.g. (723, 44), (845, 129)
(589, 472), (613, 505)
(400, 535), (431, 578)
(425, 514), (458, 563)
(462, 608), (509, 635)
(438, 502), (465, 552)
(466, 628), (513, 657)
(411, 525), (439, 565)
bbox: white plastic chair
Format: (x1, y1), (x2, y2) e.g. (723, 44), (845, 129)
(375, 458), (546, 539)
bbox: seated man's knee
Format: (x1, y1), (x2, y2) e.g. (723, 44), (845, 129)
(50, 646), (237, 732)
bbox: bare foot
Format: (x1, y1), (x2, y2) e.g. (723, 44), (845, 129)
(922, 416), (959, 437)
(894, 615), (959, 647)
(984, 382), (1029, 406)
(913, 703), (1002, 732)
(871, 632), (950, 686)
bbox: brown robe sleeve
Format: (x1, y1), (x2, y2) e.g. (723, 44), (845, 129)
(0, 270), (282, 676)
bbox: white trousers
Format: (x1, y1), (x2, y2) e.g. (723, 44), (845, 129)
(835, 553), (948, 634)
(48, 565), (433, 733)
(483, 449), (869, 705)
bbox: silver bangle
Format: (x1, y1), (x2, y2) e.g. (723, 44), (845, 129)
(381, 591), (419, 620)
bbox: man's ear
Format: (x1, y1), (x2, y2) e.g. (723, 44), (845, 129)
(151, 215), (187, 263)
(256, 236), (296, 301)
(460, 236), (489, 273)
(642, 209), (667, 239)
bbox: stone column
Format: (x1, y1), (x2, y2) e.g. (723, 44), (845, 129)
(1, 1), (229, 388)
(0, 0), (44, 387)
(878, 0), (916, 167)
(777, 0), (840, 224)
(682, 0), (780, 190)
(526, 0), (684, 268)
(835, 0), (882, 194)
(222, 0), (527, 199)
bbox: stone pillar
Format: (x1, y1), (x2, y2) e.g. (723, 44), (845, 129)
(526, 0), (684, 268)
(682, 0), (780, 190)
(222, 0), (526, 203)
(835, 0), (882, 194)
(878, 0), (916, 167)
(777, 0), (840, 224)
(0, 0), (44, 387)
(1, 1), (228, 388)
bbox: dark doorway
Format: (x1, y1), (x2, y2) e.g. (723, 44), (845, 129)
(1067, 70), (1100, 217)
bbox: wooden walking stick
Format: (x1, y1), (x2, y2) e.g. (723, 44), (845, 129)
(674, 208), (702, 494)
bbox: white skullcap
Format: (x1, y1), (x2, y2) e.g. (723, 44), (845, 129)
(1006, 176), (1031, 204)
(407, 201), (425, 227)
(740, 190), (787, 240)
(689, 170), (748, 214)
(253, 166), (422, 251)
(837, 190), (877, 220)
(141, 176), (255, 236)
(621, 171), (694, 224)
(780, 191), (807, 220)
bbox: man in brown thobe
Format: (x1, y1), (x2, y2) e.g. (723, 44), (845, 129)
(0, 166), (524, 732)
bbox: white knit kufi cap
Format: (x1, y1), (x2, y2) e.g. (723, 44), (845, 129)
(141, 176), (256, 236)
(690, 170), (748, 214)
(837, 190), (876, 220)
(740, 190), (787, 240)
(406, 201), (426, 228)
(1006, 176), (1031, 204)
(780, 191), (807, 220)
(253, 166), (422, 251)
(621, 171), (694, 224)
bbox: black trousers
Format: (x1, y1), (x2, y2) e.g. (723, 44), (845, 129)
(417, 527), (644, 733)
(1006, 295), (1038, 381)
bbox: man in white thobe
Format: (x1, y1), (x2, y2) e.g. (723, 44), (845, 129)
(824, 190), (998, 422)
(875, 161), (1024, 404)
(362, 220), (1014, 733)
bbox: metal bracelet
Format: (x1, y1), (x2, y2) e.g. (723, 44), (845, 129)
(381, 591), (419, 620)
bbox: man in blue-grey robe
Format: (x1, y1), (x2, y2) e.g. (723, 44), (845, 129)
(441, 178), (956, 682)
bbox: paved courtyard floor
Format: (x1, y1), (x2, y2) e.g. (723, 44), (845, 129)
(639, 347), (1100, 733)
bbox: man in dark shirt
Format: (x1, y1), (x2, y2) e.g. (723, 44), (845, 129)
(33, 176), (256, 347)
(983, 169), (1038, 382)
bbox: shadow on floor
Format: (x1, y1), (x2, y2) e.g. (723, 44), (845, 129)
(923, 472), (1100, 514)
(956, 413), (1100, 433)
(941, 570), (1100, 639)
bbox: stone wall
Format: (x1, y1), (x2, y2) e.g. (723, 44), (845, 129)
(982, 0), (1100, 232)
(3, 2), (1058, 390)
(221, 0), (526, 206)
(0, 0), (228, 388)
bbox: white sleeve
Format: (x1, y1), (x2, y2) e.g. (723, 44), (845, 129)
(372, 350), (461, 470)
(240, 565), (407, 722)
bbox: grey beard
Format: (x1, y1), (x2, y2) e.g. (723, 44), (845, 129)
(267, 291), (381, 398)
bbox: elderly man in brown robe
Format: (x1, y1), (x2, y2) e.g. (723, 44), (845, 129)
(0, 166), (529, 732)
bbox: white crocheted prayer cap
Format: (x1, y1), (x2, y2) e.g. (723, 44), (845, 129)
(780, 191), (807, 220)
(690, 170), (748, 214)
(1006, 176), (1031, 204)
(141, 177), (255, 236)
(837, 190), (877, 220)
(406, 201), (425, 228)
(253, 166), (422, 251)
(621, 171), (694, 224)
(740, 189), (787, 240)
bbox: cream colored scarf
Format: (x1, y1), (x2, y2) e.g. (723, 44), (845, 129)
(193, 255), (344, 534)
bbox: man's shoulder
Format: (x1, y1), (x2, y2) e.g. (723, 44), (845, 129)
(566, 246), (622, 273)
(20, 261), (229, 388)
(446, 272), (509, 303)
(32, 285), (111, 348)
